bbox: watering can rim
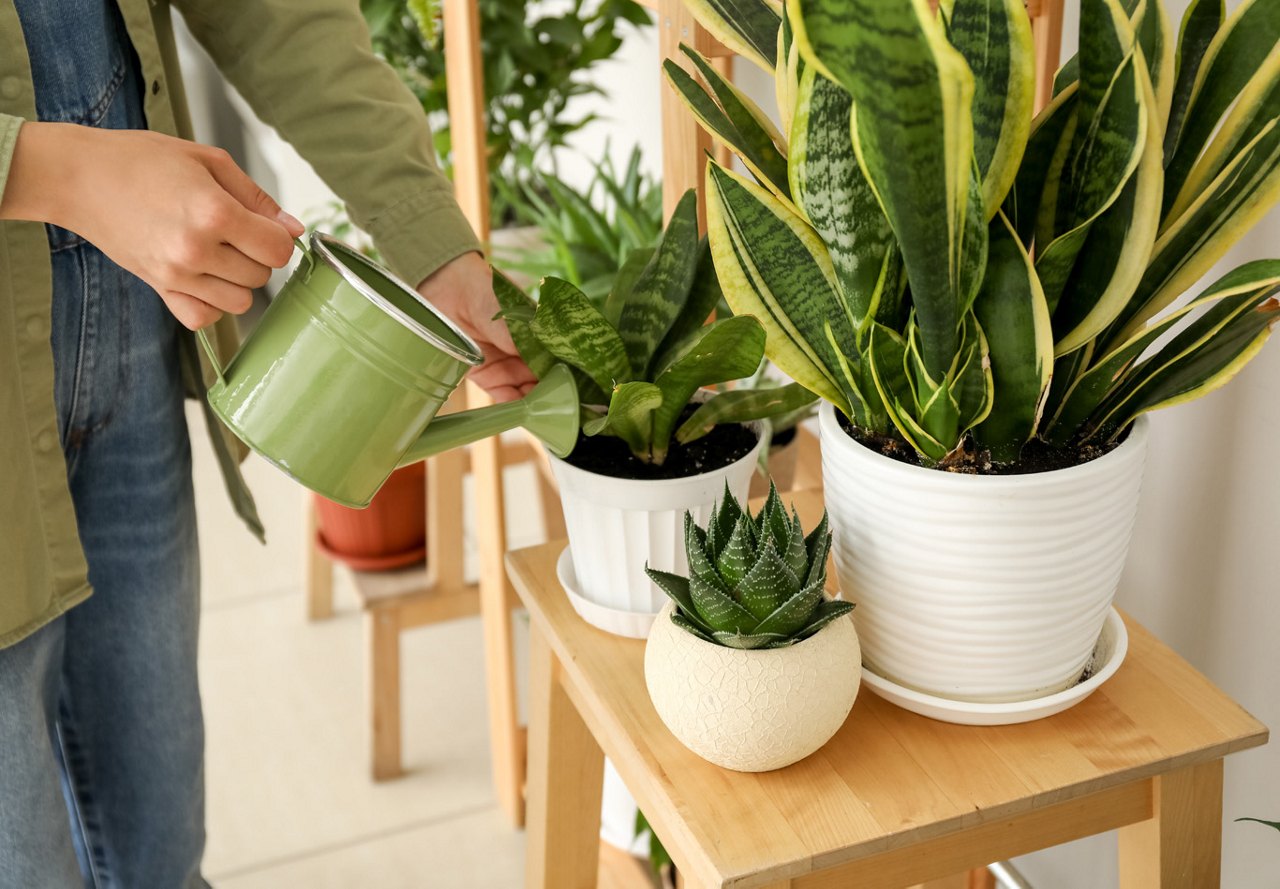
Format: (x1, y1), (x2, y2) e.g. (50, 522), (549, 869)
(309, 232), (484, 369)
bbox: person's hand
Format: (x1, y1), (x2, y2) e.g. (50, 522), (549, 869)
(0, 122), (303, 330)
(417, 251), (536, 403)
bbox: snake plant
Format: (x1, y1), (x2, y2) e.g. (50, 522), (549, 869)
(495, 189), (815, 464)
(670, 0), (1280, 466)
(646, 483), (854, 649)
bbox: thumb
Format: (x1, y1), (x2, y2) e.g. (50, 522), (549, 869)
(203, 148), (304, 236)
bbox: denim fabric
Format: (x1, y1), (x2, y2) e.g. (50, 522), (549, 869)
(0, 1), (208, 886)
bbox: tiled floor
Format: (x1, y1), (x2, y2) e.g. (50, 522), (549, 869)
(190, 405), (532, 887)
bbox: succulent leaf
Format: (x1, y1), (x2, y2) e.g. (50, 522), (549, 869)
(783, 509), (809, 581)
(803, 510), (832, 588)
(734, 537), (801, 620)
(690, 572), (758, 634)
(752, 579), (826, 638)
(715, 512), (758, 589)
(670, 609), (718, 644)
(645, 567), (702, 624)
(795, 598), (856, 640)
(711, 630), (791, 649)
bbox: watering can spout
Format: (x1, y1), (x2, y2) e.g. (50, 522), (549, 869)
(398, 363), (580, 466)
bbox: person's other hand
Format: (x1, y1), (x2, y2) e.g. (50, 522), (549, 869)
(417, 252), (536, 403)
(0, 122), (304, 330)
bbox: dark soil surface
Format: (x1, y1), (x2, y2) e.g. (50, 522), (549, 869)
(837, 412), (1123, 475)
(566, 408), (757, 481)
(769, 425), (798, 449)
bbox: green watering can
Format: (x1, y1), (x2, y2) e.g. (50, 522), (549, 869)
(197, 232), (579, 508)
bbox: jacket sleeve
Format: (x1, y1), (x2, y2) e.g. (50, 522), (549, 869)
(0, 114), (24, 211)
(173, 0), (480, 288)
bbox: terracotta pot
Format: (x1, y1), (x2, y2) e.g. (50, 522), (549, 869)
(314, 462), (426, 570)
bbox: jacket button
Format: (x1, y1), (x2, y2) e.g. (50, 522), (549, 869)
(0, 77), (22, 99)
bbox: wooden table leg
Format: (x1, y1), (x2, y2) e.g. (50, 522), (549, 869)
(525, 622), (604, 889)
(367, 608), (402, 781)
(305, 500), (335, 621)
(1119, 760), (1224, 888)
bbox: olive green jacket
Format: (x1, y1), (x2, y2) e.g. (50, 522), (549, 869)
(0, 0), (480, 648)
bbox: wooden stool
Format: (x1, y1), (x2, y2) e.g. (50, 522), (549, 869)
(508, 489), (1269, 889)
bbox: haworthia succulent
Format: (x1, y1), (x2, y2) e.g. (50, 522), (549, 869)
(649, 485), (853, 649)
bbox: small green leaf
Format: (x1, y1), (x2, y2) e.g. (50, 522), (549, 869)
(734, 538), (800, 621)
(795, 598), (856, 640)
(753, 580), (825, 639)
(711, 630), (789, 650)
(690, 572), (758, 634)
(670, 610), (717, 644)
(584, 382), (663, 459)
(532, 278), (632, 393)
(716, 512), (758, 591)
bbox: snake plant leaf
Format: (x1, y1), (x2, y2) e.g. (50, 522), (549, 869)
(716, 512), (759, 590)
(532, 278), (633, 393)
(1162, 0), (1280, 219)
(752, 579), (826, 638)
(582, 382), (663, 457)
(1132, 0), (1175, 126)
(1005, 83), (1079, 245)
(663, 56), (791, 203)
(789, 67), (897, 327)
(796, 0), (980, 379)
(1036, 51), (1147, 312)
(1052, 52), (1164, 355)
(602, 246), (655, 327)
(704, 161), (859, 415)
(735, 538), (800, 620)
(670, 609), (717, 644)
(776, 0), (805, 140)
(617, 190), (701, 379)
(649, 316), (767, 462)
(971, 213), (1053, 463)
(955, 312), (996, 431)
(1088, 290), (1280, 441)
(794, 598), (856, 641)
(712, 630), (792, 649)
(680, 0), (781, 72)
(645, 568), (707, 630)
(491, 269), (560, 379)
(1045, 260), (1280, 444)
(654, 237), (725, 367)
(676, 382), (817, 444)
(1109, 115), (1280, 342)
(1237, 818), (1280, 833)
(947, 0), (1036, 215)
(681, 43), (787, 159)
(1166, 55), (1280, 224)
(540, 175), (618, 260)
(866, 323), (950, 462)
(1164, 0), (1224, 163)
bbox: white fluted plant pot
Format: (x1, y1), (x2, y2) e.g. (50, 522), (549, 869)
(819, 404), (1148, 707)
(645, 603), (860, 772)
(549, 424), (763, 638)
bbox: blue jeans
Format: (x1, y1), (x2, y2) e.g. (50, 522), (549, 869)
(1, 1), (208, 886)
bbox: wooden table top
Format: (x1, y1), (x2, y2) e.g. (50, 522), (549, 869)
(506, 490), (1268, 889)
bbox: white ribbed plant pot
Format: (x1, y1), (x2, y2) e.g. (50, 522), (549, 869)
(549, 425), (763, 638)
(819, 404), (1148, 706)
(645, 603), (861, 772)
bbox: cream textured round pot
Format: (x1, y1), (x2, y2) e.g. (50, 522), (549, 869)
(819, 404), (1148, 704)
(644, 603), (861, 772)
(549, 425), (763, 637)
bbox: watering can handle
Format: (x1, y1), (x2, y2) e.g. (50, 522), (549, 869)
(193, 236), (313, 386)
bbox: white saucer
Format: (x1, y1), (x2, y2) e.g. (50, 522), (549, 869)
(860, 607), (1129, 726)
(556, 547), (660, 640)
